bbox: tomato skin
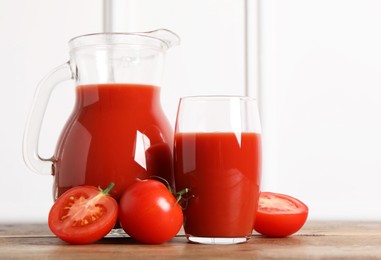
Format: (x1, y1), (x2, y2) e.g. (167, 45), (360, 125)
(48, 185), (118, 244)
(119, 179), (183, 244)
(253, 192), (308, 237)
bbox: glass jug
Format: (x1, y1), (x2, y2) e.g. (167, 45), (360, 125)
(23, 29), (179, 201)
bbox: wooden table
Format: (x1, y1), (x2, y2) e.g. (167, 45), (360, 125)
(1, 221), (381, 259)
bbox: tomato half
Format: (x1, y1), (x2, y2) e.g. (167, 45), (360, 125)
(253, 192), (308, 237)
(118, 179), (183, 244)
(48, 184), (118, 244)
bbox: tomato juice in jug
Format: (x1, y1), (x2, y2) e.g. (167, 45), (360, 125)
(53, 83), (174, 201)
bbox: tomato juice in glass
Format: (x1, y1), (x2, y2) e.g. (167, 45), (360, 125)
(53, 83), (174, 201)
(173, 96), (261, 244)
(174, 132), (261, 238)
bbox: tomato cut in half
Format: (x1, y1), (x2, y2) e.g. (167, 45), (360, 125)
(119, 179), (184, 244)
(48, 183), (118, 244)
(253, 192), (309, 237)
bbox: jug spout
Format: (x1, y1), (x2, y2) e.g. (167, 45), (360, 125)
(138, 29), (180, 49)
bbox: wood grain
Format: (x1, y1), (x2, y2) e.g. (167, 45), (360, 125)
(1, 221), (381, 259)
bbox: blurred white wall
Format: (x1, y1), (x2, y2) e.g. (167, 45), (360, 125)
(259, 0), (381, 220)
(1, 0), (381, 222)
(0, 0), (103, 222)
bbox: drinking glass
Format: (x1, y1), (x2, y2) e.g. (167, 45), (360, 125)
(174, 96), (262, 244)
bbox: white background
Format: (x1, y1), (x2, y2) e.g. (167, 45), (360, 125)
(1, 0), (381, 222)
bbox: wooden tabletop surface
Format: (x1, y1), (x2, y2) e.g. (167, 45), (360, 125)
(1, 221), (381, 259)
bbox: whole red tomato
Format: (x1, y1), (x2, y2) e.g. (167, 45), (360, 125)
(48, 183), (118, 244)
(118, 179), (184, 244)
(254, 192), (308, 237)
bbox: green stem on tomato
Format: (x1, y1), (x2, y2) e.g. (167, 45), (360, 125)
(149, 175), (189, 208)
(150, 175), (174, 193)
(99, 182), (115, 196)
(176, 188), (189, 204)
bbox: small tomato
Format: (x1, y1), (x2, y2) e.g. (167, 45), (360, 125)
(119, 179), (184, 244)
(48, 183), (118, 244)
(254, 192), (308, 237)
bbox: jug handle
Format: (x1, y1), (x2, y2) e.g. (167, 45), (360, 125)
(23, 62), (73, 175)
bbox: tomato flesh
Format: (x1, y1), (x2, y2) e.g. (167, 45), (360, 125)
(118, 179), (183, 244)
(48, 185), (118, 244)
(253, 192), (308, 237)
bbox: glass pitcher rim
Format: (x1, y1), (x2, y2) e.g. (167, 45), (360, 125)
(69, 29), (180, 51)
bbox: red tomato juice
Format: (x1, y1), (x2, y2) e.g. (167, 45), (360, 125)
(53, 84), (174, 201)
(174, 132), (261, 237)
